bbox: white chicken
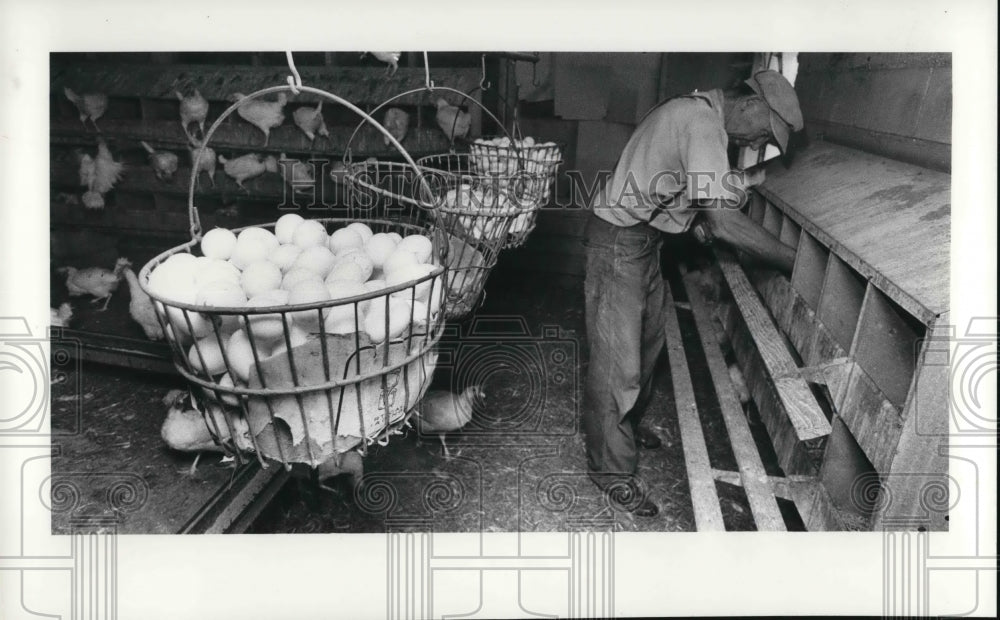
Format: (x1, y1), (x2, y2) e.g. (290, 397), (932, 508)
(435, 98), (471, 144)
(175, 89), (209, 142)
(56, 257), (130, 311)
(140, 141), (179, 182)
(64, 87), (108, 131)
(382, 107), (410, 147)
(218, 153), (279, 192)
(292, 100), (329, 144)
(366, 51), (401, 76)
(189, 139), (217, 188)
(230, 92), (287, 146)
(728, 363), (751, 407)
(50, 303), (73, 327)
(278, 153), (314, 194)
(161, 390), (252, 475)
(120, 261), (164, 340)
(415, 385), (483, 458)
(92, 139), (124, 194)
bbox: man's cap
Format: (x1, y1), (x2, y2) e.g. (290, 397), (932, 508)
(745, 69), (803, 153)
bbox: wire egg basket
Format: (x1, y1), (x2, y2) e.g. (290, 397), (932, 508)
(139, 83), (448, 468)
(343, 85), (527, 319)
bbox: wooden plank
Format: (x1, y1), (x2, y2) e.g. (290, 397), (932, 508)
(51, 63), (481, 107)
(853, 284), (923, 409)
(758, 141), (949, 321)
(762, 201), (783, 236)
(786, 477), (847, 532)
(819, 416), (879, 520)
(746, 267), (793, 332)
(714, 248), (833, 443)
(779, 215), (801, 249)
(685, 273), (786, 531)
(719, 300), (821, 475)
(51, 118), (455, 160)
(817, 255), (867, 352)
(662, 283), (726, 531)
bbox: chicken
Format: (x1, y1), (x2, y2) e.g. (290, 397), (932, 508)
(382, 107), (410, 147)
(121, 262), (164, 340)
(140, 141), (179, 182)
(175, 89), (209, 142)
(435, 98), (471, 144)
(367, 52), (401, 76)
(218, 153), (278, 192)
(189, 139), (217, 188)
(161, 390), (252, 475)
(92, 139), (124, 194)
(316, 450), (364, 493)
(415, 385), (483, 458)
(63, 87), (108, 131)
(56, 257), (130, 311)
(50, 303), (73, 327)
(230, 92), (287, 146)
(292, 100), (329, 144)
(278, 153), (314, 194)
(728, 363), (751, 407)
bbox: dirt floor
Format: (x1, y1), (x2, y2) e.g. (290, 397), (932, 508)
(51, 236), (805, 534)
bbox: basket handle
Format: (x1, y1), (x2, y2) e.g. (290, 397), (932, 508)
(186, 84), (436, 242)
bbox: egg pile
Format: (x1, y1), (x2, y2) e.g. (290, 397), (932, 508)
(146, 213), (443, 390)
(469, 136), (562, 234)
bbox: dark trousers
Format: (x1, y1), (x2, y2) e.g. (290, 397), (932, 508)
(582, 213), (666, 481)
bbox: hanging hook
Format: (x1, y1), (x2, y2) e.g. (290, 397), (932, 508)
(423, 51), (434, 90)
(479, 54), (490, 91)
(285, 51), (303, 95)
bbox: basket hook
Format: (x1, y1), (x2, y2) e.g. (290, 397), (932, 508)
(479, 54), (490, 92)
(286, 51), (303, 95)
(423, 51), (434, 90)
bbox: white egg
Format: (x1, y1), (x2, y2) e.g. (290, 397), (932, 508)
(292, 245), (337, 278)
(292, 220), (328, 248)
(365, 233), (398, 268)
(325, 260), (368, 284)
(364, 297), (412, 344)
(345, 222), (374, 243)
(225, 329), (262, 384)
(194, 258), (242, 288)
(281, 267), (324, 292)
(240, 261), (284, 299)
(287, 279), (330, 332)
(244, 290), (292, 344)
(213, 372), (241, 406)
(267, 244), (303, 272)
(386, 263), (437, 301)
(196, 279), (248, 307)
(328, 227), (364, 255)
(201, 228), (238, 260)
(229, 240), (270, 270)
(274, 213), (305, 244)
(188, 336), (228, 376)
(363, 279), (387, 292)
(410, 300), (431, 327)
(386, 232), (403, 244)
(237, 227), (280, 254)
(324, 280), (368, 332)
(382, 248), (419, 277)
(332, 249), (375, 280)
(397, 234), (434, 263)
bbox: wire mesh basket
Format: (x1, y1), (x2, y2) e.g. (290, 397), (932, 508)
(468, 137), (563, 248)
(343, 85), (524, 320)
(139, 83), (447, 469)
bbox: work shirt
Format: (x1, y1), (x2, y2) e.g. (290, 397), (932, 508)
(592, 89), (741, 234)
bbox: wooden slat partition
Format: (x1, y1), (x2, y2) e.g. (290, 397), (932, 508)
(684, 273), (786, 531)
(662, 284), (725, 531)
(713, 248), (832, 474)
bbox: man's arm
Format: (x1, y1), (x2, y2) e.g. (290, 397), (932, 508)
(698, 201), (796, 273)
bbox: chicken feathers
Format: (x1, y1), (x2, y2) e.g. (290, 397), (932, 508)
(231, 92), (287, 146)
(176, 89), (209, 141)
(64, 87), (108, 131)
(382, 107), (410, 147)
(121, 262), (164, 340)
(434, 98), (471, 144)
(292, 100), (329, 144)
(416, 385), (483, 458)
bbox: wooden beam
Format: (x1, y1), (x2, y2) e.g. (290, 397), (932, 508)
(711, 468), (816, 503)
(714, 248), (833, 441)
(662, 284), (726, 531)
(685, 273), (787, 531)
